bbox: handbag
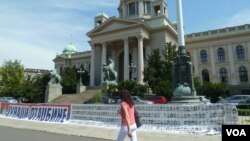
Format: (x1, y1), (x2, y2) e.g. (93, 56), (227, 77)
(134, 108), (142, 128)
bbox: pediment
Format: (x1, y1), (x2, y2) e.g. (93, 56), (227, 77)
(87, 18), (139, 36)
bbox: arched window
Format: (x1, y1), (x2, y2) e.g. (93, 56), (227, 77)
(200, 50), (207, 63)
(236, 45), (245, 60)
(217, 48), (225, 62)
(202, 69), (210, 82)
(220, 68), (228, 83)
(239, 66), (248, 82)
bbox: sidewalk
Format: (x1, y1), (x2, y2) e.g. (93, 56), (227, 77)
(0, 117), (220, 141)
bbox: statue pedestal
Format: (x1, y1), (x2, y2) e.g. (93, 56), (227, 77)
(45, 84), (62, 102)
(170, 84), (202, 104)
(76, 83), (86, 94)
(170, 96), (202, 104)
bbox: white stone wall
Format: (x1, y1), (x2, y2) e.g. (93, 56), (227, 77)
(150, 31), (167, 50)
(186, 24), (250, 94)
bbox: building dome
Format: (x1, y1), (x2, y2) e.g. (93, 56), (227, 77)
(95, 12), (109, 18)
(63, 43), (77, 54)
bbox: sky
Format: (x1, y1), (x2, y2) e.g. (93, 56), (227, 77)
(0, 0), (250, 70)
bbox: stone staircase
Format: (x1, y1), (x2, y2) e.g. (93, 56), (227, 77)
(49, 88), (101, 104)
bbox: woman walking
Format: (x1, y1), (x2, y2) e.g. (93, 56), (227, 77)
(116, 89), (137, 141)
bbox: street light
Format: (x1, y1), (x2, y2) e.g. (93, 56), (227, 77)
(77, 68), (85, 86)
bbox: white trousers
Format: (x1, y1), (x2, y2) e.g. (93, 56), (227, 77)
(116, 124), (137, 141)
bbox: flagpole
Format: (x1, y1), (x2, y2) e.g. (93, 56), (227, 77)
(176, 0), (185, 47)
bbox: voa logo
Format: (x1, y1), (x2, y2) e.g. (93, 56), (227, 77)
(226, 129), (246, 136)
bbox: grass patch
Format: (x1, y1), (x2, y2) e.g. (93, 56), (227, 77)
(86, 91), (102, 104)
(238, 108), (250, 116)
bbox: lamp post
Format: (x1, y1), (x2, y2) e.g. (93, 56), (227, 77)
(77, 68), (85, 86)
(171, 0), (198, 104)
(129, 63), (136, 81)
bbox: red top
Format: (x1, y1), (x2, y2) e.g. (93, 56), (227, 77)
(120, 101), (135, 126)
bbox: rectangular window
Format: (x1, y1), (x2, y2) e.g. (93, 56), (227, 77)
(129, 2), (136, 15)
(136, 2), (138, 14)
(144, 1), (151, 15)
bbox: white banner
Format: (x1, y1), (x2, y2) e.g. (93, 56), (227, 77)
(70, 104), (239, 134)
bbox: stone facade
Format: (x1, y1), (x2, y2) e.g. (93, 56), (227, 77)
(53, 50), (91, 75)
(53, 0), (250, 95)
(24, 68), (48, 78)
(87, 0), (177, 86)
(186, 24), (250, 95)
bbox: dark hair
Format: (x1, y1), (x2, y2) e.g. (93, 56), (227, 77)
(119, 89), (134, 107)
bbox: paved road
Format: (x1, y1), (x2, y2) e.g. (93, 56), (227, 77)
(0, 126), (113, 141)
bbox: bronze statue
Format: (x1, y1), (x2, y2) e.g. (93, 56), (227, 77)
(48, 69), (62, 85)
(103, 58), (117, 85)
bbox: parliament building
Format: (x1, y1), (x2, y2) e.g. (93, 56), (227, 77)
(53, 0), (250, 95)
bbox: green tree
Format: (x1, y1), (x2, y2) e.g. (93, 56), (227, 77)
(162, 42), (178, 81)
(200, 82), (229, 103)
(133, 83), (147, 98)
(143, 42), (178, 99)
(78, 68), (90, 86)
(154, 80), (172, 98)
(193, 77), (202, 94)
(117, 80), (137, 93)
(143, 49), (165, 93)
(0, 60), (24, 97)
(0, 60), (50, 102)
(61, 67), (77, 93)
(21, 73), (50, 103)
(106, 84), (118, 97)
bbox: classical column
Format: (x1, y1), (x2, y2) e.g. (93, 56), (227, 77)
(132, 47), (138, 80)
(209, 46), (217, 82)
(160, 2), (165, 16)
(124, 38), (129, 80)
(122, 2), (126, 18)
(246, 42), (250, 81)
(247, 42), (250, 61)
(192, 49), (198, 77)
(138, 0), (144, 17)
(90, 44), (95, 86)
(228, 44), (237, 85)
(137, 35), (144, 84)
(101, 42), (107, 83)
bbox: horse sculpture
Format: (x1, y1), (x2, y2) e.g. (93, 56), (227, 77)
(48, 69), (62, 85)
(103, 58), (117, 85)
